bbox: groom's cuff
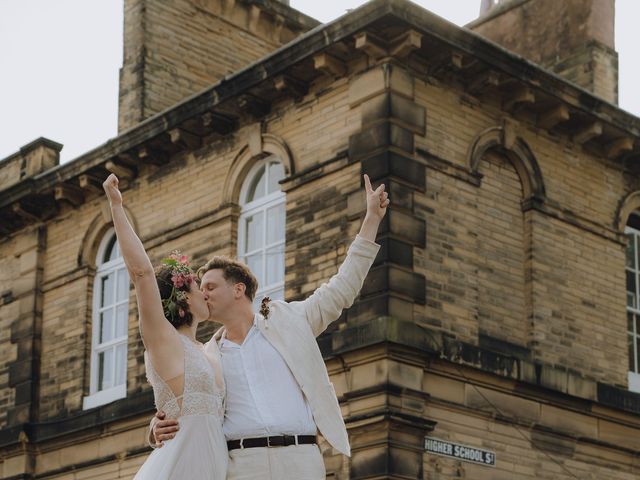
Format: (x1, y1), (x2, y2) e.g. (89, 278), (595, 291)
(148, 418), (158, 449)
(148, 434), (158, 449)
(352, 234), (381, 258)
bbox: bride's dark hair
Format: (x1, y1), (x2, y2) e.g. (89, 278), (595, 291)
(155, 265), (194, 328)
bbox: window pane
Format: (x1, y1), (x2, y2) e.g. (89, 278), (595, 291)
(630, 334), (635, 372)
(100, 309), (113, 344)
(266, 246), (284, 286)
(104, 236), (118, 263)
(626, 234), (636, 269)
(266, 203), (285, 244)
(267, 162), (285, 194)
(115, 344), (127, 386)
(627, 271), (636, 308)
(115, 304), (128, 338)
(247, 253), (263, 286)
(629, 312), (635, 333)
(636, 336), (640, 373)
(245, 212), (264, 253)
(116, 268), (129, 301)
(101, 273), (115, 307)
(98, 349), (114, 391)
(246, 165), (266, 203)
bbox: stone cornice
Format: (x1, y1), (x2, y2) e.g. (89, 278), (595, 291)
(319, 317), (640, 420)
(1, 0), (638, 236)
(2, 318), (637, 453)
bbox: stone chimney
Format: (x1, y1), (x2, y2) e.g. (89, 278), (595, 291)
(118, 0), (316, 132)
(0, 138), (62, 193)
(469, 0), (618, 104)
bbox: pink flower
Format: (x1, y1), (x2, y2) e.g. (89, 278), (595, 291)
(172, 274), (184, 288)
(179, 255), (189, 265)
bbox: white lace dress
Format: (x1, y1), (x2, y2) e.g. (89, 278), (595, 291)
(134, 335), (228, 479)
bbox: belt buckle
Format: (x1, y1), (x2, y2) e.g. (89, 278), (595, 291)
(266, 436), (272, 448)
(240, 438), (244, 450)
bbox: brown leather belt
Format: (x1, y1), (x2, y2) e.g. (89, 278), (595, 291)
(227, 434), (316, 451)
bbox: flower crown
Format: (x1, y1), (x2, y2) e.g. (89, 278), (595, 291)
(160, 251), (196, 321)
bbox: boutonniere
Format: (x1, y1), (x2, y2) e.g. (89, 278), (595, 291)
(260, 296), (271, 320)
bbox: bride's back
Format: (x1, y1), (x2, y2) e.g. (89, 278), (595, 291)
(145, 335), (224, 419)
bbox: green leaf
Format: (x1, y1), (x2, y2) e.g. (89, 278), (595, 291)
(161, 257), (178, 266)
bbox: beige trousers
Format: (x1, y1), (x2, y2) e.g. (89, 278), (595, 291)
(226, 444), (325, 480)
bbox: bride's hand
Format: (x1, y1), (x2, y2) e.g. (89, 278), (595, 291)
(102, 173), (123, 207)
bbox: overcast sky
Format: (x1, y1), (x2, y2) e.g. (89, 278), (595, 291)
(0, 0), (638, 164)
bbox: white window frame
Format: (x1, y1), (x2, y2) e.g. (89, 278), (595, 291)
(83, 228), (129, 409)
(238, 157), (286, 309)
(625, 225), (640, 393)
(629, 372), (640, 393)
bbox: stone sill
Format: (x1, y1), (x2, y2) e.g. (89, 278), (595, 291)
(0, 318), (638, 450)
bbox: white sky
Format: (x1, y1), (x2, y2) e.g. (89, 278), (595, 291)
(0, 0), (638, 164)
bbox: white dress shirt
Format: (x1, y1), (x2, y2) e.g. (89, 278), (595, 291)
(220, 315), (317, 440)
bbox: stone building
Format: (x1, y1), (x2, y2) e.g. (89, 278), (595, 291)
(1, 0), (639, 478)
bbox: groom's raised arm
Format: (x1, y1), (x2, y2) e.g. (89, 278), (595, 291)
(296, 174), (389, 337)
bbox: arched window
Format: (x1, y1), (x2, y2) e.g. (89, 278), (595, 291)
(83, 228), (129, 409)
(625, 214), (640, 392)
(238, 157), (286, 310)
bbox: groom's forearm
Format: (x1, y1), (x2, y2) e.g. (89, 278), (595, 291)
(148, 416), (158, 448)
(358, 214), (382, 242)
(301, 233), (380, 337)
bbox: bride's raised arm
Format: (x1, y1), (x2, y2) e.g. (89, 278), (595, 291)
(102, 174), (175, 349)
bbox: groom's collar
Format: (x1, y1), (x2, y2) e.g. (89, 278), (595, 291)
(212, 313), (261, 345)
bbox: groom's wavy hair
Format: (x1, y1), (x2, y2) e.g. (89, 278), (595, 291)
(196, 257), (258, 302)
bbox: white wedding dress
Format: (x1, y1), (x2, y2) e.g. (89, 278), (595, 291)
(134, 335), (228, 479)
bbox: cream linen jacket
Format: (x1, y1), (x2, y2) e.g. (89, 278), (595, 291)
(205, 234), (380, 457)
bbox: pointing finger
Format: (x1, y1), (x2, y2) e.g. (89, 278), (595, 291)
(363, 174), (373, 194)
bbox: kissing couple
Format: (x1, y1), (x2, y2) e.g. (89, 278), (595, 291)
(102, 172), (389, 479)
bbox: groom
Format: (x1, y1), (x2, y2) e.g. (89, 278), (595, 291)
(150, 174), (389, 479)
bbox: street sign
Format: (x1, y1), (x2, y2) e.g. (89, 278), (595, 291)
(425, 437), (496, 467)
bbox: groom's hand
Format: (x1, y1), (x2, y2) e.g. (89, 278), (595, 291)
(358, 174), (390, 242)
(364, 174), (389, 221)
(150, 410), (179, 447)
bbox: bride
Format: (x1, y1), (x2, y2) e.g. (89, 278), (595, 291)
(102, 174), (227, 479)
